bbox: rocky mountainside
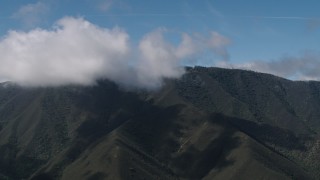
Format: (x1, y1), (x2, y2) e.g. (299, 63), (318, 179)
(0, 67), (320, 180)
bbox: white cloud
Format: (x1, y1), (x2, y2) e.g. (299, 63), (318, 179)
(136, 29), (186, 88)
(216, 52), (320, 81)
(0, 17), (231, 89)
(12, 2), (48, 27)
(135, 30), (231, 88)
(207, 31), (231, 61)
(0, 17), (130, 87)
(176, 33), (199, 58)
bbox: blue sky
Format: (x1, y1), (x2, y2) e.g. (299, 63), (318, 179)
(0, 0), (320, 86)
(1, 0), (319, 62)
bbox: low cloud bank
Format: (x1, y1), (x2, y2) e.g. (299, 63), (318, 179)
(0, 17), (230, 89)
(217, 52), (320, 81)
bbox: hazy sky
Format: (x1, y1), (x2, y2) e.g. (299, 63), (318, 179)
(0, 0), (320, 87)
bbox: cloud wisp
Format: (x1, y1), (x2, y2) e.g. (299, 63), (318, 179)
(217, 52), (320, 81)
(0, 17), (229, 89)
(97, 0), (113, 12)
(230, 15), (320, 21)
(12, 2), (49, 27)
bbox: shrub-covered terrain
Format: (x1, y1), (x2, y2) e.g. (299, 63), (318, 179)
(0, 67), (320, 179)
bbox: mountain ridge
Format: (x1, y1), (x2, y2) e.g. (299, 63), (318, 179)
(0, 67), (319, 179)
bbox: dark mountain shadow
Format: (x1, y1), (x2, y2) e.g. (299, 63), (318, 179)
(32, 81), (149, 180)
(172, 116), (240, 179)
(120, 103), (185, 154)
(212, 113), (309, 151)
(32, 81), (190, 180)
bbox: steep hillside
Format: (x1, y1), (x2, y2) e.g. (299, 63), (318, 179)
(0, 67), (319, 179)
(176, 67), (320, 178)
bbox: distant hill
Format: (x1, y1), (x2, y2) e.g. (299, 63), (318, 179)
(0, 67), (319, 179)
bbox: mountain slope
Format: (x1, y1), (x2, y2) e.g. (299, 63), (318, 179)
(0, 67), (319, 179)
(177, 67), (320, 175)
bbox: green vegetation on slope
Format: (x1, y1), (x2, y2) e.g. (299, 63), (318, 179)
(0, 67), (319, 179)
